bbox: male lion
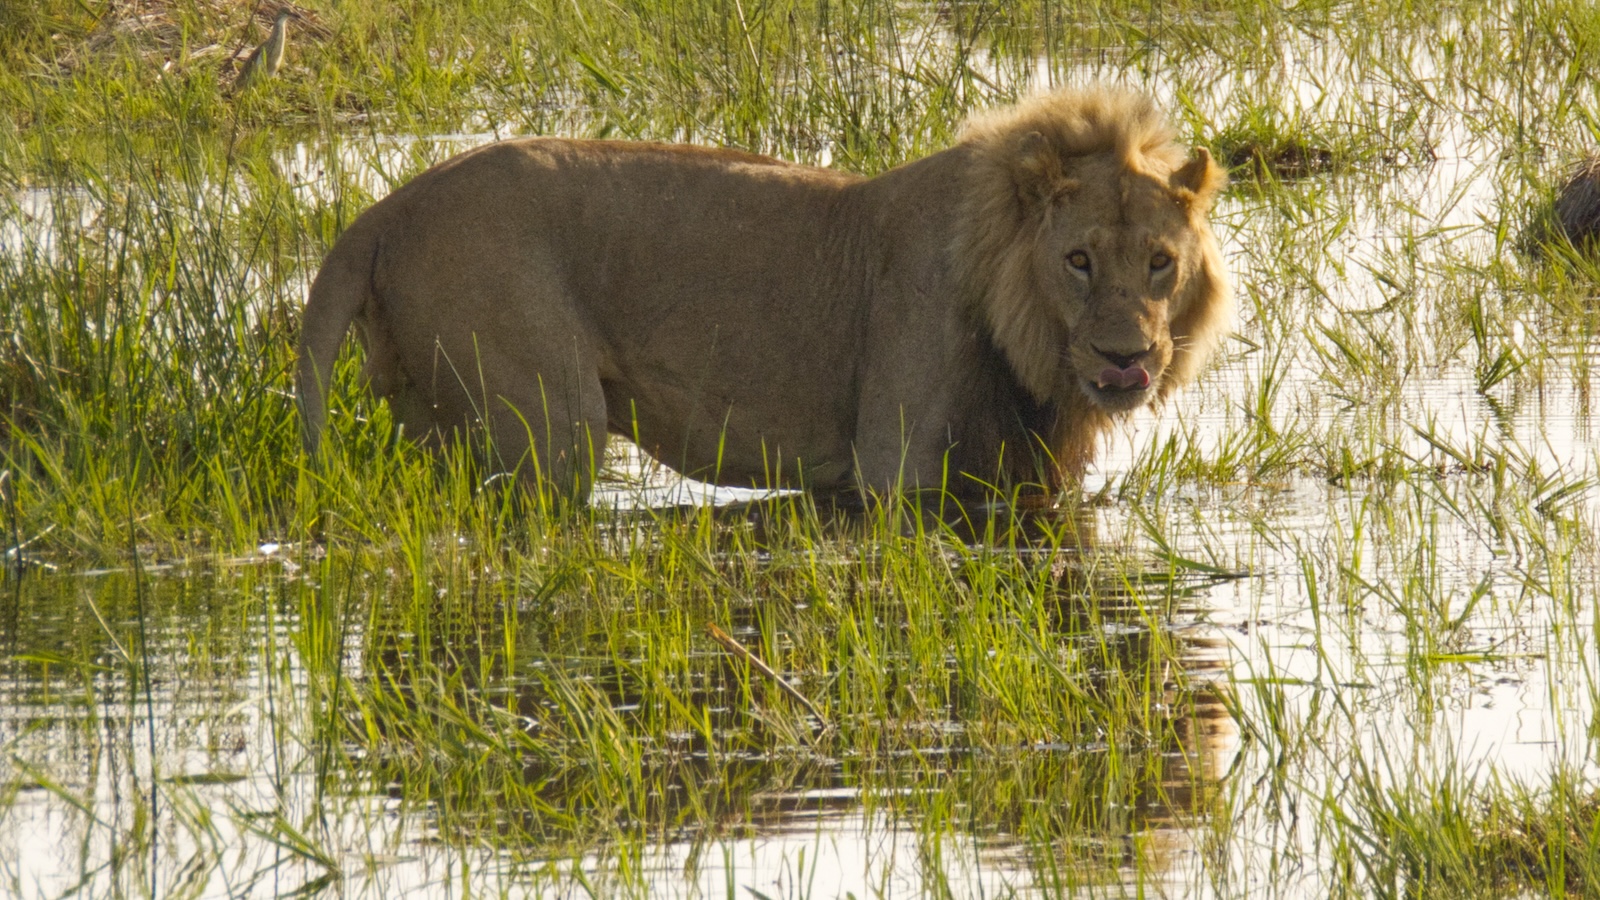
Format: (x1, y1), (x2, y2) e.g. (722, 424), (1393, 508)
(297, 88), (1230, 501)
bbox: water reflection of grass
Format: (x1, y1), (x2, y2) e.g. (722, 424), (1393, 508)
(4, 0), (1600, 896)
(0, 507), (1235, 895)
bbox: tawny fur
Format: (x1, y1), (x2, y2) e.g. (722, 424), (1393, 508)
(296, 87), (1231, 501)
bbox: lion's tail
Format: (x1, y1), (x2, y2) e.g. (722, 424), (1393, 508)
(296, 215), (380, 457)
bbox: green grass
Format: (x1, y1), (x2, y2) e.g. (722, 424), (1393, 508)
(4, 0), (1600, 897)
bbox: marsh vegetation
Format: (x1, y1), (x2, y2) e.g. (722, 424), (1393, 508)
(3, 0), (1600, 896)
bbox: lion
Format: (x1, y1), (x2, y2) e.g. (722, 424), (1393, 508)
(296, 87), (1230, 502)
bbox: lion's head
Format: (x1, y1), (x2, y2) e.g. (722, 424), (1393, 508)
(954, 88), (1230, 428)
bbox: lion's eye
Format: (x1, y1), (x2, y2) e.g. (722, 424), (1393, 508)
(1066, 251), (1092, 274)
(1151, 252), (1173, 272)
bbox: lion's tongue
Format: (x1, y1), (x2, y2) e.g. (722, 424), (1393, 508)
(1097, 366), (1151, 390)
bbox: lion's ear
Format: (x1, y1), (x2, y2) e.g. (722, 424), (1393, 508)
(1014, 131), (1077, 204)
(1170, 147), (1226, 209)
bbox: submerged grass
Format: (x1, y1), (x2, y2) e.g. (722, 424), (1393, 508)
(4, 0), (1600, 896)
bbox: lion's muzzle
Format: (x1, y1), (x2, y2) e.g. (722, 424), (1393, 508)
(1081, 343), (1162, 411)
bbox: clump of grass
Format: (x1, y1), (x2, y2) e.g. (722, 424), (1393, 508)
(1474, 778), (1600, 896)
(1339, 761), (1600, 898)
(1206, 100), (1406, 180)
(1216, 131), (1338, 180)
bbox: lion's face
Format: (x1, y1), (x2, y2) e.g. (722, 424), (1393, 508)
(962, 120), (1229, 423)
(1032, 154), (1219, 413)
(945, 89), (1231, 480)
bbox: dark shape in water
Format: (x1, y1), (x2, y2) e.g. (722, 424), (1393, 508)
(1523, 154), (1600, 259)
(1551, 155), (1600, 251)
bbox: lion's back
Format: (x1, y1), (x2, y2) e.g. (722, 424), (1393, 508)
(352, 136), (880, 487)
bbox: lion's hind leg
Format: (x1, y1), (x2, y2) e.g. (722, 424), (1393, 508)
(350, 312), (446, 449)
(484, 371), (608, 502)
(377, 335), (607, 502)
